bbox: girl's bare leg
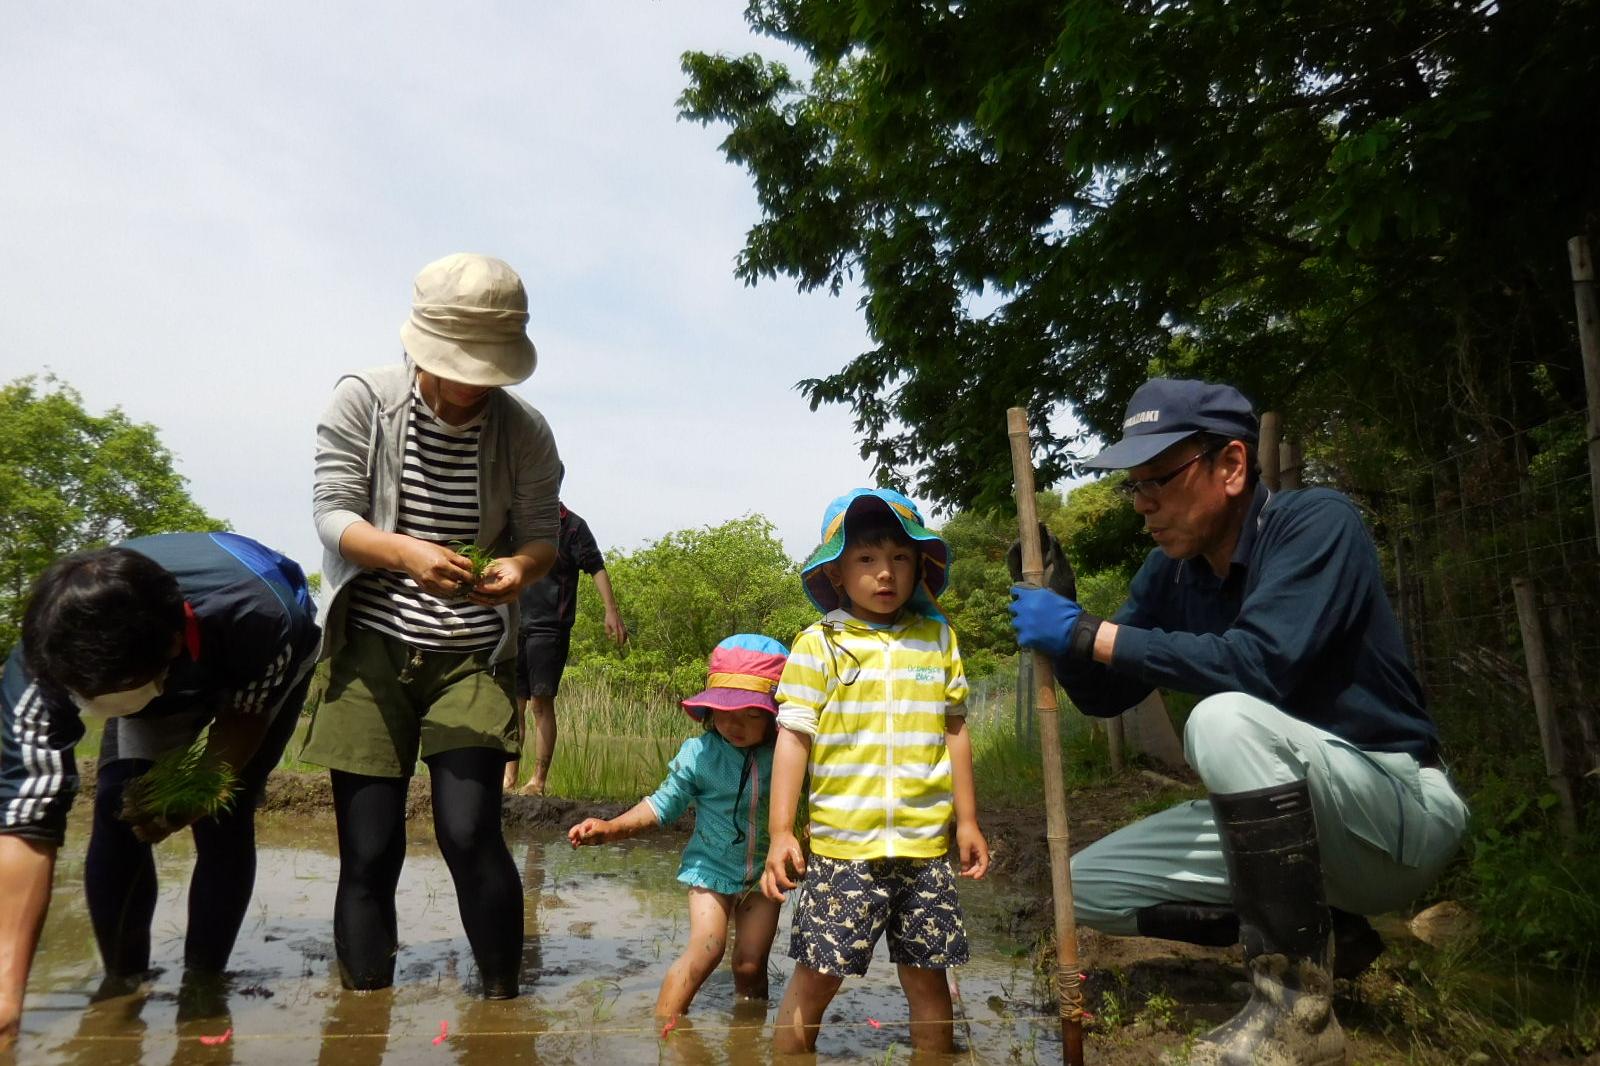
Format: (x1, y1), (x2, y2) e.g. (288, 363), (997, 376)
(655, 888), (731, 1019)
(728, 891), (781, 1001)
(773, 963), (845, 1055)
(897, 963), (955, 1054)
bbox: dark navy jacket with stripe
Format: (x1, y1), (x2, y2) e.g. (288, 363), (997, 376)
(0, 533), (319, 845)
(1055, 483), (1439, 760)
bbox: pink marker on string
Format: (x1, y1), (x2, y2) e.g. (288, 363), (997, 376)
(660, 1015), (679, 1037)
(198, 1027), (232, 1047)
(433, 1020), (449, 1046)
(867, 1017), (882, 1029)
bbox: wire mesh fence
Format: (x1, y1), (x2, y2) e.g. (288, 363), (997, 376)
(1352, 411), (1600, 797)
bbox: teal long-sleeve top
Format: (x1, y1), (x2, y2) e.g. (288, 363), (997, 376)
(646, 731), (775, 895)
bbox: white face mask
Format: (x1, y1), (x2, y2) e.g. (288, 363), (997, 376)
(69, 670), (167, 719)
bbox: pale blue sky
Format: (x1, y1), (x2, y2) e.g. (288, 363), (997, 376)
(1, 3), (918, 572)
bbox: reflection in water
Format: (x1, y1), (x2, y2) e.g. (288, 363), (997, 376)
(521, 841), (546, 985)
(61, 977), (150, 1066)
(20, 816), (1051, 1064)
(315, 986), (393, 1066)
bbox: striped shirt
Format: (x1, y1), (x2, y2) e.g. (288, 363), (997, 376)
(346, 385), (502, 651)
(775, 609), (968, 861)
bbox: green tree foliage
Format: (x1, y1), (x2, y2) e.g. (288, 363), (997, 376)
(680, 1), (1600, 510)
(566, 515), (816, 695)
(0, 376), (225, 649)
(937, 480), (1148, 674)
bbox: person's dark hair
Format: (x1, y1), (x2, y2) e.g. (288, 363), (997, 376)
(21, 547), (184, 698)
(1194, 432), (1260, 487)
(843, 509), (918, 552)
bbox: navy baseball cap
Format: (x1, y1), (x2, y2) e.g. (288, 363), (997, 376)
(1086, 378), (1259, 470)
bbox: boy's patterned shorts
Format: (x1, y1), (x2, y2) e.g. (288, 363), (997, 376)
(788, 854), (969, 977)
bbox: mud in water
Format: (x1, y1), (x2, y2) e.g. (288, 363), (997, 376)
(17, 808), (1066, 1064)
(25, 774), (1594, 1064)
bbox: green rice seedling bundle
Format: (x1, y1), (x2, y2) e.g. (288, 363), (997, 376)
(450, 541), (496, 596)
(120, 740), (239, 824)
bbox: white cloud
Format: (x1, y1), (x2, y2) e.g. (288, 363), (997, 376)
(0, 2), (894, 575)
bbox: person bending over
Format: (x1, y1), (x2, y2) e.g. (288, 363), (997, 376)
(0, 533), (318, 1043)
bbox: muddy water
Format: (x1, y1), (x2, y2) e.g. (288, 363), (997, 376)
(18, 812), (1059, 1064)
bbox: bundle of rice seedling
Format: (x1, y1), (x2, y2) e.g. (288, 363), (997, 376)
(450, 541), (496, 596)
(120, 740), (240, 824)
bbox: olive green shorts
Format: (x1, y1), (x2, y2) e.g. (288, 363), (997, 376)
(300, 626), (519, 778)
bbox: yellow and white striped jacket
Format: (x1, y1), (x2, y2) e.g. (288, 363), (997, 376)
(775, 610), (968, 860)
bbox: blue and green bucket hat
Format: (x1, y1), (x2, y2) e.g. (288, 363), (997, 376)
(801, 488), (949, 615)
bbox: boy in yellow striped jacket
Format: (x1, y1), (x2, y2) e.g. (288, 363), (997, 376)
(761, 488), (989, 1056)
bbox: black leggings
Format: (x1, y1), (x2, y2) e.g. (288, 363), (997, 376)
(88, 760), (261, 975)
(85, 687), (307, 977)
(331, 747), (522, 996)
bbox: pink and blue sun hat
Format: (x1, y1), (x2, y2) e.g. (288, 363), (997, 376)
(680, 634), (790, 722)
(800, 488), (949, 615)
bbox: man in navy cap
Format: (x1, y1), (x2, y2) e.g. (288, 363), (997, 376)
(1010, 378), (1467, 1065)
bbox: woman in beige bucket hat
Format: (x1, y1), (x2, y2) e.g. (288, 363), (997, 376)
(306, 253), (561, 997)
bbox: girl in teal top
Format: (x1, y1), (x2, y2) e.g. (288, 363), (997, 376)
(567, 634), (787, 1021)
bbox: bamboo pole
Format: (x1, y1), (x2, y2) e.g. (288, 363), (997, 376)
(1006, 407), (1086, 1066)
(1568, 237), (1600, 554)
(1511, 577), (1578, 838)
(1259, 411), (1283, 491)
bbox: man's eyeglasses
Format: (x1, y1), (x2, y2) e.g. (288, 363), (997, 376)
(1114, 446), (1219, 502)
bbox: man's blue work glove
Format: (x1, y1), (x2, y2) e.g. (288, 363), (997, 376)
(1009, 584), (1103, 661)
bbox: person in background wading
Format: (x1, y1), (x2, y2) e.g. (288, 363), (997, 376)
(305, 252), (560, 998)
(504, 470), (627, 795)
(1009, 378), (1467, 1065)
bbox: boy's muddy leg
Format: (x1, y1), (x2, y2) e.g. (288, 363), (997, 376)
(331, 771), (408, 990)
(656, 888), (730, 1018)
(428, 748), (523, 998)
(897, 964), (955, 1054)
(85, 758), (159, 976)
(773, 963), (844, 1054)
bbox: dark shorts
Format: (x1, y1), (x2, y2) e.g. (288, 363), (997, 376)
(516, 629), (572, 699)
(789, 854), (969, 977)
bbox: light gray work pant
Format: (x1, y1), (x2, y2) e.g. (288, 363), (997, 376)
(1072, 692), (1469, 935)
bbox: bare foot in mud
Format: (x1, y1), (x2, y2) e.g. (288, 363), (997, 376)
(519, 779), (546, 797)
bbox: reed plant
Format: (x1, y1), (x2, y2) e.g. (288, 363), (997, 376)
(512, 676), (692, 801)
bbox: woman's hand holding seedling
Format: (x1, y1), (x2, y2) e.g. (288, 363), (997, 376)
(466, 555), (529, 606)
(398, 538), (476, 596)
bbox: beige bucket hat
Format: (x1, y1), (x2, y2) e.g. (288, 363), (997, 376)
(400, 253), (538, 387)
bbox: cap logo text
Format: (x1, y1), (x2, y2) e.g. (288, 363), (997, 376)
(1124, 409), (1161, 428)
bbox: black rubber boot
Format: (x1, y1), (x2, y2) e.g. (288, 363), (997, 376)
(1136, 903), (1383, 982)
(1330, 910), (1384, 980)
(1172, 781), (1346, 1065)
(1137, 902), (1239, 946)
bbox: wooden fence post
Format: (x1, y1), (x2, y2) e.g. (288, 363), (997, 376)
(1279, 439), (1303, 490)
(1568, 237), (1600, 554)
(1259, 411), (1282, 491)
(1511, 577), (1578, 837)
